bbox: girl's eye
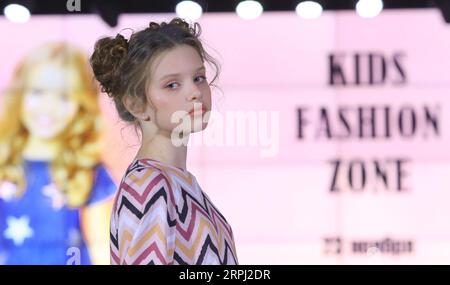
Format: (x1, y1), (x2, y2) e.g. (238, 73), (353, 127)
(195, 75), (206, 83)
(166, 76), (206, 89)
(30, 88), (44, 95)
(166, 82), (179, 89)
(60, 92), (70, 101)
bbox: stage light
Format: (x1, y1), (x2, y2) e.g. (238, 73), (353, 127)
(296, 1), (323, 19)
(4, 3), (30, 23)
(236, 1), (263, 20)
(356, 0), (383, 18)
(176, 1), (203, 21)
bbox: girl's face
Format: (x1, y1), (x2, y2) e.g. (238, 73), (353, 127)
(146, 44), (212, 136)
(21, 63), (79, 140)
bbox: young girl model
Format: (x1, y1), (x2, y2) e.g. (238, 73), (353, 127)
(90, 18), (238, 265)
(0, 43), (116, 265)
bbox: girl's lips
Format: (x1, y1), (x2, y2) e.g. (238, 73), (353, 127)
(189, 108), (206, 116)
(34, 116), (54, 126)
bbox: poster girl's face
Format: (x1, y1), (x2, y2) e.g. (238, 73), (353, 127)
(145, 44), (212, 136)
(21, 62), (79, 140)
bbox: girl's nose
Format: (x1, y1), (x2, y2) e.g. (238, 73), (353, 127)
(187, 84), (203, 101)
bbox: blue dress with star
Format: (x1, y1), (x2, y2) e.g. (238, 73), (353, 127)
(0, 159), (117, 265)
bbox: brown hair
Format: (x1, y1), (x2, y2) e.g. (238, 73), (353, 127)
(90, 17), (220, 124)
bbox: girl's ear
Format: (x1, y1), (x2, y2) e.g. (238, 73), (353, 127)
(122, 95), (148, 121)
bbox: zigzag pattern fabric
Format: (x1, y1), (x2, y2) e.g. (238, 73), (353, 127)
(110, 159), (238, 265)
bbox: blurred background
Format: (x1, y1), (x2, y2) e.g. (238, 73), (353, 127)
(1, 0), (450, 264)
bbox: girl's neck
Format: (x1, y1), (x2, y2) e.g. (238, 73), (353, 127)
(22, 136), (61, 161)
(135, 130), (189, 170)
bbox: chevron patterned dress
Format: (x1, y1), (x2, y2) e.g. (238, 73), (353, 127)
(110, 158), (238, 265)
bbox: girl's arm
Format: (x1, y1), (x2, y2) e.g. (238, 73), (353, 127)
(81, 197), (114, 265)
(112, 169), (177, 265)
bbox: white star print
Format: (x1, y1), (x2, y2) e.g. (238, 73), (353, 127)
(42, 183), (66, 210)
(0, 181), (17, 202)
(4, 216), (34, 246)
